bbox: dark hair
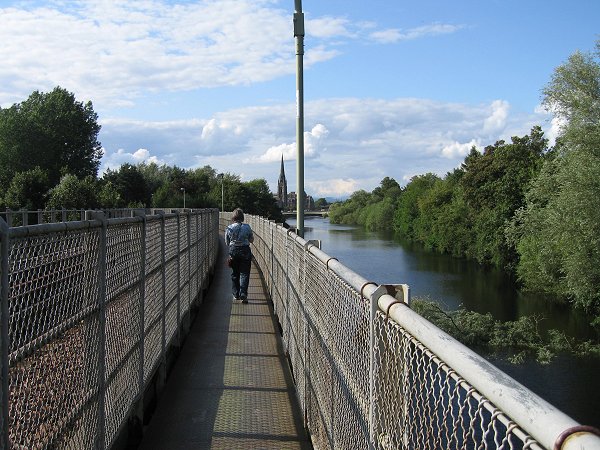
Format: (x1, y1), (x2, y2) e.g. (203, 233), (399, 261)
(232, 208), (244, 222)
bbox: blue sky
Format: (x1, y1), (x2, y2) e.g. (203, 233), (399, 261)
(1, 0), (598, 198)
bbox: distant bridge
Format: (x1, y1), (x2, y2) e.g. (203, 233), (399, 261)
(282, 210), (328, 218)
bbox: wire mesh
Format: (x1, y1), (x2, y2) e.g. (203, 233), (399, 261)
(2, 210), (219, 449)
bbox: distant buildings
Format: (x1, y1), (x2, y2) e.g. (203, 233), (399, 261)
(275, 156), (314, 211)
(287, 191), (314, 211)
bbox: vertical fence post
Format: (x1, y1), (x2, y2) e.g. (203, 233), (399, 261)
(176, 212), (181, 345)
(270, 221), (275, 301)
(133, 211), (147, 411)
(159, 212), (167, 384)
(0, 218), (9, 450)
(187, 212), (191, 310)
(195, 213), (201, 300)
(369, 288), (379, 450)
(88, 211), (107, 449)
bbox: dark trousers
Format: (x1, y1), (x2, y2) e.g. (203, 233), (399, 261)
(230, 245), (252, 299)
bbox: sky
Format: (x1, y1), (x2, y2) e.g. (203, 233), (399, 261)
(1, 0), (598, 199)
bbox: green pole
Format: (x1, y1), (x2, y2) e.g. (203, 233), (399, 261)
(294, 0), (305, 238)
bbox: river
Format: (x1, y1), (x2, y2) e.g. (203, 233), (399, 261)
(286, 216), (600, 428)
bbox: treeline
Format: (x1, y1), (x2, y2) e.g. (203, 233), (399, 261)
(0, 87), (283, 222)
(330, 41), (600, 317)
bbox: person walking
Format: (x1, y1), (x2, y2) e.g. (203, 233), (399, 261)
(225, 208), (254, 303)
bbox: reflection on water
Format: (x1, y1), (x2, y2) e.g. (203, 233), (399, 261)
(291, 217), (593, 338)
(287, 216), (600, 427)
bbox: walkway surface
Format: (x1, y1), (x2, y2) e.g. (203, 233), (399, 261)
(138, 240), (311, 449)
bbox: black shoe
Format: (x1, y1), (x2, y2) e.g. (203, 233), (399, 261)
(241, 296), (248, 304)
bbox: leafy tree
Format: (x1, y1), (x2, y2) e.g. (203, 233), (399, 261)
(103, 163), (149, 207)
(412, 299), (600, 364)
(329, 190), (372, 224)
(0, 87), (102, 188)
(98, 181), (123, 208)
(239, 179), (284, 221)
(2, 167), (50, 210)
(459, 128), (547, 266)
(508, 40), (600, 313)
(46, 174), (99, 209)
(393, 173), (439, 238)
(314, 198), (329, 210)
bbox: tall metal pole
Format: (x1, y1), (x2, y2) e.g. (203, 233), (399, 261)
(181, 187), (186, 209)
(294, 0), (305, 238)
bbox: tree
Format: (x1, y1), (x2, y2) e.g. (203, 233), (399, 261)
(0, 87), (102, 188)
(102, 164), (149, 207)
(314, 198), (329, 210)
(2, 167), (50, 210)
(508, 40), (600, 313)
(46, 174), (99, 210)
(393, 173), (439, 238)
(459, 128), (547, 266)
(240, 179), (284, 221)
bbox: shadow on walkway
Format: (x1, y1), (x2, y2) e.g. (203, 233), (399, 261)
(138, 239), (311, 449)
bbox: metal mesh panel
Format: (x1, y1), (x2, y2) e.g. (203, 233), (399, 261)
(165, 258), (178, 344)
(8, 228), (102, 449)
(372, 314), (542, 450)
(104, 222), (143, 447)
(8, 229), (100, 354)
(179, 215), (191, 314)
(143, 270), (162, 383)
(2, 210), (219, 448)
(302, 246), (371, 449)
(189, 215), (200, 302)
(163, 216), (178, 262)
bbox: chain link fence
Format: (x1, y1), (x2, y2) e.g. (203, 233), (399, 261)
(241, 214), (600, 450)
(0, 209), (219, 449)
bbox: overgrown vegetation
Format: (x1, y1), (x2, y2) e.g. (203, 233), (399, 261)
(412, 299), (600, 364)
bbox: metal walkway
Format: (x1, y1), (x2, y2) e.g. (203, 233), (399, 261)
(138, 240), (311, 449)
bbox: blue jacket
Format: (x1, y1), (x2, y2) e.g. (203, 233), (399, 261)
(225, 222), (254, 247)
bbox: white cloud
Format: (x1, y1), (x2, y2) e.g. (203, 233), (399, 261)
(483, 100), (509, 133)
(370, 23), (463, 44)
(309, 179), (359, 197)
(101, 147), (165, 173)
(0, 1), (303, 107)
(441, 139), (479, 159)
(0, 2), (468, 111)
(254, 124), (329, 163)
(307, 17), (351, 38)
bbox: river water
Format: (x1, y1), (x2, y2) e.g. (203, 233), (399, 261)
(287, 216), (600, 428)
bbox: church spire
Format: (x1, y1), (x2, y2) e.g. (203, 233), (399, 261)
(279, 154), (285, 180)
(277, 154), (288, 209)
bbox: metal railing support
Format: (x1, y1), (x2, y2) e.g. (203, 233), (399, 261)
(159, 212), (167, 385)
(133, 210), (147, 416)
(88, 211), (107, 449)
(0, 218), (9, 450)
(176, 212), (181, 345)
